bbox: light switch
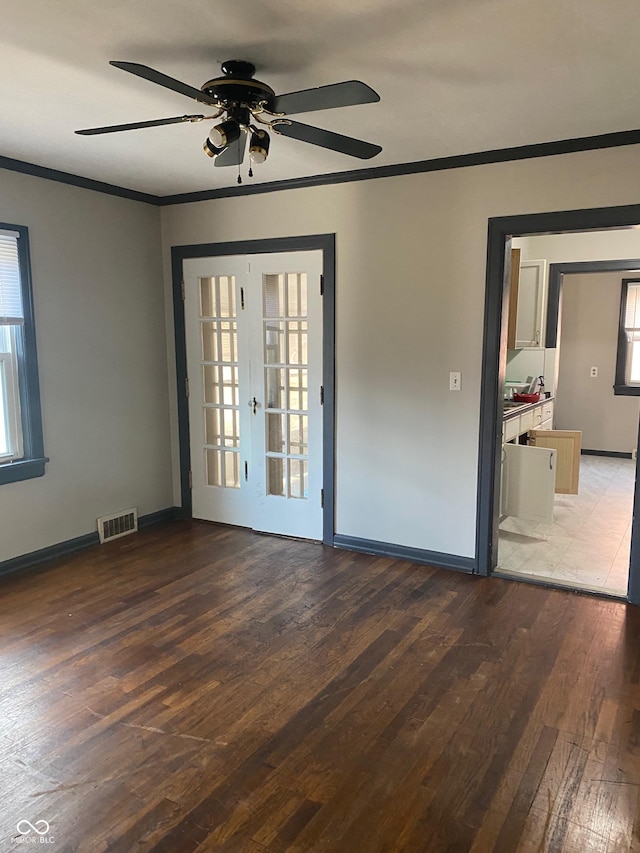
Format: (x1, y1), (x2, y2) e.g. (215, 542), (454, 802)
(590, 366), (598, 377)
(449, 372), (461, 391)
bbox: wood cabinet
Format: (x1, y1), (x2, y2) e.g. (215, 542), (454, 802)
(506, 249), (547, 349)
(529, 429), (582, 494)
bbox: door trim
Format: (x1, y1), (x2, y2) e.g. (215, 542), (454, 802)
(545, 258), (640, 348)
(478, 203), (640, 604)
(172, 234), (336, 545)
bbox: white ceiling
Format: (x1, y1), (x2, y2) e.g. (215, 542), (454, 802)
(2, 0), (640, 197)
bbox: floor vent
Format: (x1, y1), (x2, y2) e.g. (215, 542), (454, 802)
(97, 508), (138, 544)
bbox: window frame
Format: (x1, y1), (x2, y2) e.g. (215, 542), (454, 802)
(614, 277), (640, 396)
(0, 223), (47, 484)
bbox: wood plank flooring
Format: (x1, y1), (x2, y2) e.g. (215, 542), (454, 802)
(1, 520), (639, 851)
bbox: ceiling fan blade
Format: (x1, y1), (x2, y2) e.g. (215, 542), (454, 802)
(214, 132), (248, 167)
(110, 61), (221, 107)
(273, 120), (382, 159)
(271, 81), (379, 116)
(75, 114), (205, 135)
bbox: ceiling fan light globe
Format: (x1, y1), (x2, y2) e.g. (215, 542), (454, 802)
(249, 146), (268, 164)
(208, 126), (226, 147)
(249, 130), (270, 164)
(209, 119), (240, 148)
(203, 137), (226, 158)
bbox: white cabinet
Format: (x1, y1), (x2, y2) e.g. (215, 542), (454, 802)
(502, 399), (554, 443)
(532, 400), (554, 431)
(507, 249), (547, 349)
(501, 443), (556, 524)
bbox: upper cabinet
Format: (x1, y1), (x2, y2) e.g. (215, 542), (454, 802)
(507, 249), (547, 349)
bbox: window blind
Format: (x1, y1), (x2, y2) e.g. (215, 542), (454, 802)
(0, 230), (23, 325)
(624, 283), (640, 342)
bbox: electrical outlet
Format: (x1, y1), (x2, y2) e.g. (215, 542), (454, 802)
(590, 366), (598, 377)
(449, 372), (461, 391)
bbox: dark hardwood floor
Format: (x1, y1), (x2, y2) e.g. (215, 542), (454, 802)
(1, 521), (639, 852)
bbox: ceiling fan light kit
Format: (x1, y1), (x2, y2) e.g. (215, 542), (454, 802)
(75, 58), (382, 179)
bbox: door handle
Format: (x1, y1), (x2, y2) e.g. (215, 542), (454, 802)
(249, 397), (259, 414)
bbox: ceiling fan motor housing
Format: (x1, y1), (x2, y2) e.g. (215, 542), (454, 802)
(201, 60), (275, 111)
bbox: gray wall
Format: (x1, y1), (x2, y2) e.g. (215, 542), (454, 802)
(555, 272), (640, 452)
(0, 170), (172, 563)
(161, 144), (640, 561)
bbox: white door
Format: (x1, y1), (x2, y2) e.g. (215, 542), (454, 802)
(184, 250), (324, 540)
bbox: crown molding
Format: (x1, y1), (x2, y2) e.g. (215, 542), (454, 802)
(3, 127), (640, 207)
(0, 154), (159, 205)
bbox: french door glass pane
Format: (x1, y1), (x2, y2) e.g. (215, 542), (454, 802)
(265, 368), (285, 408)
(206, 449), (221, 486)
(201, 275), (235, 317)
(265, 322), (285, 364)
(263, 273), (285, 318)
(287, 273), (307, 318)
(266, 412), (286, 453)
(267, 457), (286, 497)
(289, 459), (307, 499)
(288, 414), (308, 455)
(288, 369), (308, 411)
(287, 321), (307, 365)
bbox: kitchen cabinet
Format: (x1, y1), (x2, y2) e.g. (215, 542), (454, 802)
(506, 249), (547, 349)
(502, 399), (554, 443)
(529, 429), (581, 494)
(533, 400), (554, 431)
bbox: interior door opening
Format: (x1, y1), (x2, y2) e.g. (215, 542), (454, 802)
(498, 252), (640, 597)
(479, 213), (640, 605)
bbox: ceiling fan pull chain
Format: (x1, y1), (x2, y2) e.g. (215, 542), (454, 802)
(237, 163), (242, 185)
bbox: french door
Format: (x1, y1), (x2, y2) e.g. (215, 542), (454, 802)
(184, 250), (323, 540)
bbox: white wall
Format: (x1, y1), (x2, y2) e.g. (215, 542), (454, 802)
(515, 229), (640, 263)
(555, 272), (640, 451)
(0, 170), (172, 563)
(161, 145), (640, 561)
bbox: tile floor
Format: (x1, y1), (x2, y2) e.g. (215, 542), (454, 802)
(497, 454), (633, 596)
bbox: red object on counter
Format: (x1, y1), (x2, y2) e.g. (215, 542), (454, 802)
(513, 392), (540, 403)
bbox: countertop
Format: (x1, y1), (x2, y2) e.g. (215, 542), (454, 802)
(502, 395), (554, 421)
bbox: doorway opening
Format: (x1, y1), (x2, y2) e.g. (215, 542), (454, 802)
(172, 234), (336, 545)
(498, 250), (640, 595)
(477, 206), (640, 605)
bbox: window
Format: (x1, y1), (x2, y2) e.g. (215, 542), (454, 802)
(0, 225), (46, 484)
(614, 278), (640, 395)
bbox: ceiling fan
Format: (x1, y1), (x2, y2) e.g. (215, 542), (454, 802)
(75, 60), (382, 173)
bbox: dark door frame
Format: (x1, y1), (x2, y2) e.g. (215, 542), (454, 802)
(477, 204), (640, 604)
(171, 233), (336, 545)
